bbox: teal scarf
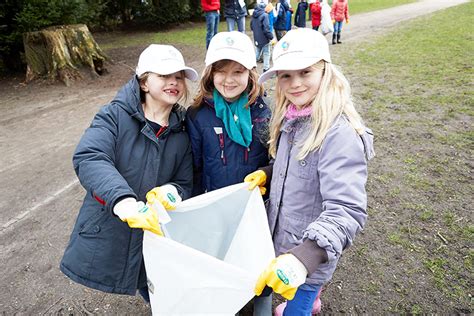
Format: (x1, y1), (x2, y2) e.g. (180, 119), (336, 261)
(213, 89), (252, 148)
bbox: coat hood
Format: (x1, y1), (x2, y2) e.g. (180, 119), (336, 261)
(253, 4), (266, 18)
(111, 76), (186, 134)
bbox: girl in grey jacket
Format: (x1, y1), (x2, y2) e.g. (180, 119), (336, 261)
(245, 28), (375, 315)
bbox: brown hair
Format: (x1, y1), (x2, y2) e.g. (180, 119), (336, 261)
(192, 59), (263, 108)
(138, 71), (189, 105)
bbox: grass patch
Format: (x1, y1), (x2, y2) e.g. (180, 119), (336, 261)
(335, 2), (473, 312)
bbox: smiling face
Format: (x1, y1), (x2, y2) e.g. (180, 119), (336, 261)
(212, 60), (250, 102)
(277, 65), (324, 109)
(140, 71), (185, 107)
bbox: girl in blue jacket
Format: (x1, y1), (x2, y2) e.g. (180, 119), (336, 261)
(185, 31), (272, 314)
(60, 45), (197, 302)
(245, 28), (375, 315)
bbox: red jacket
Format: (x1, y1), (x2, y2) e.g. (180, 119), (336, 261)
(310, 2), (321, 27)
(201, 0), (220, 12)
(331, 0), (349, 22)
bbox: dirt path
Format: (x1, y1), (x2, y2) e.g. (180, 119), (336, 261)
(0, 0), (468, 314)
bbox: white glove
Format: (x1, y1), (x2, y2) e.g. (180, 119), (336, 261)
(113, 197), (163, 235)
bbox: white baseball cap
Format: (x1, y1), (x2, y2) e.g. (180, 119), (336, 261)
(205, 31), (257, 70)
(258, 28), (331, 83)
(136, 44), (198, 81)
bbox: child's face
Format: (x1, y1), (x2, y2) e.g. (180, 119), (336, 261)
(277, 66), (323, 109)
(213, 61), (250, 102)
(141, 71), (185, 106)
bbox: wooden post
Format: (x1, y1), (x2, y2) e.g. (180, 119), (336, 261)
(23, 24), (108, 86)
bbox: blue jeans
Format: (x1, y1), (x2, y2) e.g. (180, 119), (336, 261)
(283, 284), (321, 316)
(255, 43), (271, 71)
(205, 11), (220, 48)
(334, 21), (343, 34)
(226, 16), (245, 32)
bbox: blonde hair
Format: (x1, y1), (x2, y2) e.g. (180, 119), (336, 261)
(192, 59), (264, 108)
(138, 71), (190, 105)
(268, 61), (365, 159)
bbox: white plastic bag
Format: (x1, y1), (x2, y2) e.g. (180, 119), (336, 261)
(143, 183), (275, 315)
(320, 2), (334, 35)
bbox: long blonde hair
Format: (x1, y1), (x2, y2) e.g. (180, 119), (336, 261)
(268, 61), (365, 159)
(192, 59), (263, 108)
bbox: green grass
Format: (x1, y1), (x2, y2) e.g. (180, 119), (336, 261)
(336, 1), (473, 312)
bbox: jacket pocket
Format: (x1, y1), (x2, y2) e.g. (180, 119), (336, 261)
(79, 208), (108, 236)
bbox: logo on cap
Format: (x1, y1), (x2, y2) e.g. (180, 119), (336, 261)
(168, 49), (178, 57)
(226, 37), (235, 46)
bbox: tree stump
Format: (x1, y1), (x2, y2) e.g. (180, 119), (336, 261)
(23, 24), (108, 86)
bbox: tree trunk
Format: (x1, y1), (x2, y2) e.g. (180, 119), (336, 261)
(23, 24), (108, 86)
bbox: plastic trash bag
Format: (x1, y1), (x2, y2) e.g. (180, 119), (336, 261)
(143, 183), (275, 315)
(320, 1), (334, 35)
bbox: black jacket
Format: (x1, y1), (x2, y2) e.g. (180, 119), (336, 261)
(224, 0), (247, 19)
(251, 4), (274, 47)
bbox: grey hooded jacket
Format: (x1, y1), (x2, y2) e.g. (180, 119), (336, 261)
(60, 76), (193, 294)
(268, 116), (374, 285)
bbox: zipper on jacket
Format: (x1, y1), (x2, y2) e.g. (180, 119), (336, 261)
(218, 133), (227, 165)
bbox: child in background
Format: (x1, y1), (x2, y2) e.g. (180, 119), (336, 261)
(251, 0), (274, 73)
(186, 31), (272, 315)
(310, 0), (322, 31)
(60, 45), (197, 302)
(274, 0), (291, 40)
(331, 0), (349, 44)
(294, 0), (308, 28)
(245, 28), (374, 315)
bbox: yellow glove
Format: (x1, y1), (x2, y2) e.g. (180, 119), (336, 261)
(255, 254), (308, 300)
(332, 19), (335, 24)
(146, 184), (182, 210)
(346, 18), (349, 24)
(113, 197), (163, 236)
(270, 38), (277, 46)
(244, 170), (267, 195)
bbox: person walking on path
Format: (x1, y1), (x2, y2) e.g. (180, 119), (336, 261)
(310, 0), (322, 31)
(251, 0), (274, 73)
(294, 0), (308, 28)
(60, 45), (198, 302)
(224, 0), (247, 32)
(201, 0), (221, 49)
(245, 28), (374, 315)
(331, 0), (349, 44)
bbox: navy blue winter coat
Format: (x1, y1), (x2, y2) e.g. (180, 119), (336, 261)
(186, 96), (271, 195)
(60, 76), (193, 295)
(295, 1), (308, 27)
(274, 0), (290, 31)
(251, 4), (274, 48)
(224, 0), (247, 19)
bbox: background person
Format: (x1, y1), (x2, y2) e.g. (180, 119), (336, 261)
(246, 28), (375, 315)
(331, 0), (350, 44)
(224, 0), (247, 32)
(310, 0), (322, 31)
(60, 44), (197, 303)
(251, 0), (274, 73)
(201, 0), (221, 49)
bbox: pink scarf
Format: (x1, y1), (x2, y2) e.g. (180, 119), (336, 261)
(285, 103), (312, 120)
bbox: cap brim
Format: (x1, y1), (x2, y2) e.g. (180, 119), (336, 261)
(206, 50), (256, 70)
(158, 66), (199, 82)
(258, 56), (329, 84)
